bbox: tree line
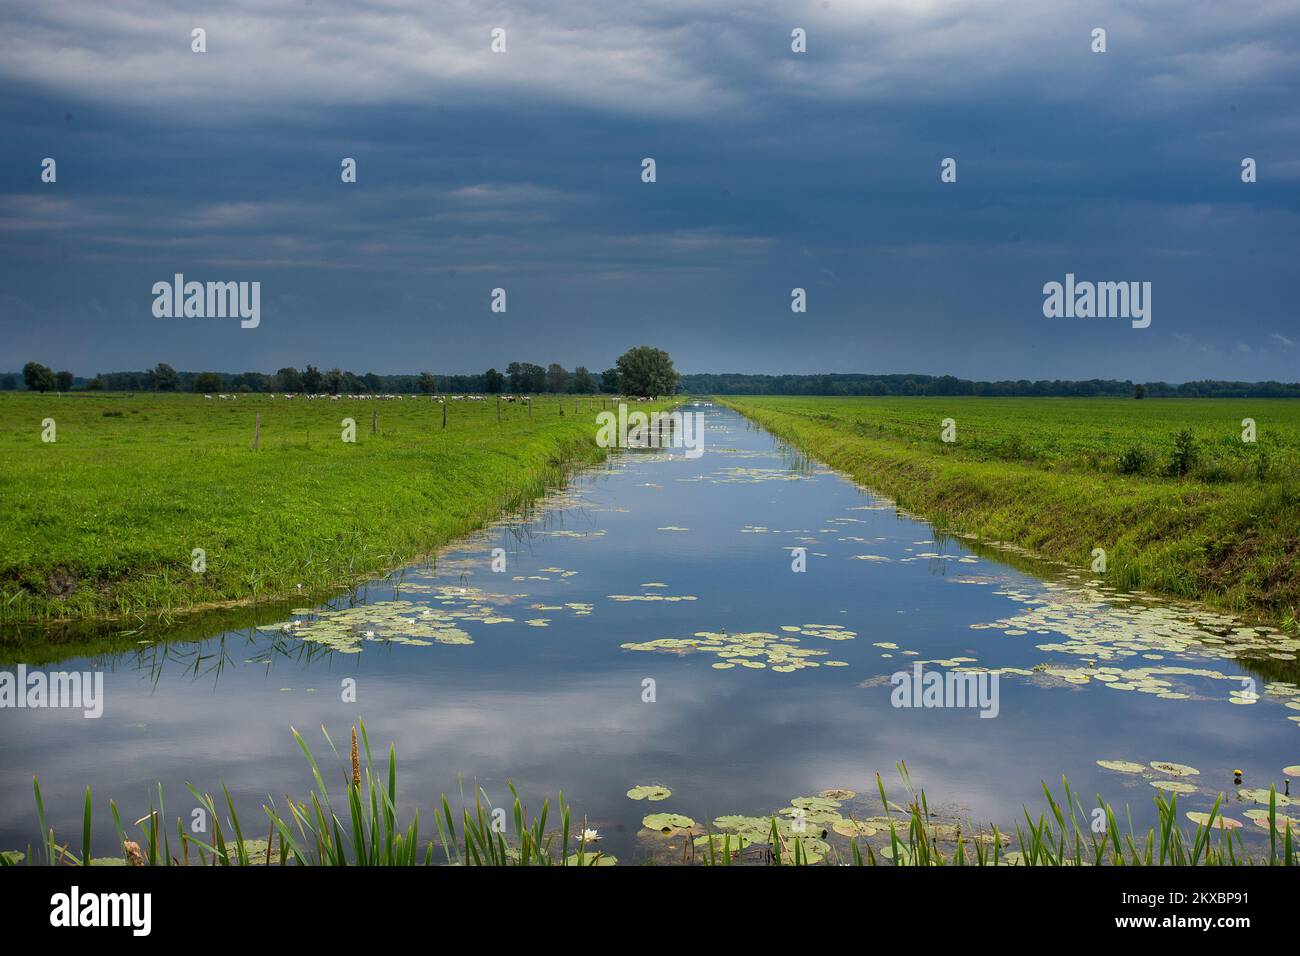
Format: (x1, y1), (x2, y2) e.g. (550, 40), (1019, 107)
(12, 347), (682, 398)
(13, 360), (1297, 399)
(678, 372), (1300, 399)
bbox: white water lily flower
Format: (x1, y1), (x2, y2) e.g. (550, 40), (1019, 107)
(579, 828), (600, 843)
(363, 630), (376, 638)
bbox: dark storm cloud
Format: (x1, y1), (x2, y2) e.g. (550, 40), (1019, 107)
(0, 0), (1297, 379)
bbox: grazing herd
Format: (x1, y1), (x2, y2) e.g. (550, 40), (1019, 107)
(201, 393), (657, 402)
(204, 392), (492, 401)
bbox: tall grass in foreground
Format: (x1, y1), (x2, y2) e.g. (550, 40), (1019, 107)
(6, 730), (1294, 866)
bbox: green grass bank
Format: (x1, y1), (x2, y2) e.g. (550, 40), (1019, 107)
(719, 396), (1300, 630)
(0, 392), (652, 626)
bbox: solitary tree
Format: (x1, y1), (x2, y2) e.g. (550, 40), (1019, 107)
(55, 371), (74, 391)
(23, 362), (57, 392)
(614, 346), (678, 398)
(416, 371), (437, 394)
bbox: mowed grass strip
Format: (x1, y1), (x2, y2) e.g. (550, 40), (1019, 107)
(0, 392), (631, 624)
(719, 396), (1300, 629)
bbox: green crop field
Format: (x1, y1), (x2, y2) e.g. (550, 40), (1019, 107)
(720, 396), (1300, 628)
(0, 391), (638, 626)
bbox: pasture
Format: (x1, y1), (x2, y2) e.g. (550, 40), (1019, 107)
(0, 391), (627, 625)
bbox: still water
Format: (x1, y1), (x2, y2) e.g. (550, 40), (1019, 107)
(2, 403), (1297, 861)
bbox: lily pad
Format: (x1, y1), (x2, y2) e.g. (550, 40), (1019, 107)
(1185, 812), (1242, 831)
(1247, 812), (1300, 832)
(780, 836), (829, 864)
(1150, 761), (1200, 778)
(832, 819), (877, 838)
(565, 853), (617, 866)
(878, 843), (913, 864)
(1237, 788), (1291, 806)
(693, 833), (750, 856)
(642, 813), (696, 833)
(626, 784), (672, 802)
(233, 838), (272, 863)
(1096, 760), (1146, 774)
(790, 795), (841, 812)
(712, 814), (770, 834)
(1150, 780), (1197, 794)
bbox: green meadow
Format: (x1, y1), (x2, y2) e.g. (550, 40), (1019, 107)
(0, 391), (636, 626)
(720, 396), (1300, 629)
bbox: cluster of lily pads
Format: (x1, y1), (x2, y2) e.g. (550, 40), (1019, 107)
(678, 466), (824, 485)
(1095, 759), (1299, 831)
(260, 584), (539, 652)
(626, 785), (992, 865)
(959, 576), (1300, 722)
(259, 562), (621, 653)
(620, 625), (853, 672)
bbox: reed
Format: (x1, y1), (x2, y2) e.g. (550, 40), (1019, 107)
(9, 731), (1294, 867)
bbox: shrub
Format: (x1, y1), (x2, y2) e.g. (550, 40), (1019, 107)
(1254, 447), (1271, 481)
(1116, 444), (1150, 475)
(1165, 429), (1199, 478)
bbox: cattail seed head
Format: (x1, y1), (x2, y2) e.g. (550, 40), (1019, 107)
(350, 727), (361, 789)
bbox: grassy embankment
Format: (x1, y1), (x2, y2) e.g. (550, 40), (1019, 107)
(0, 392), (655, 627)
(719, 396), (1300, 630)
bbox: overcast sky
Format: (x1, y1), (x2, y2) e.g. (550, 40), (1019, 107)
(1, 0), (1297, 380)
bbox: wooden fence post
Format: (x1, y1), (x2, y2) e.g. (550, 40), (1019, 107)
(252, 412), (260, 450)
(442, 398), (447, 430)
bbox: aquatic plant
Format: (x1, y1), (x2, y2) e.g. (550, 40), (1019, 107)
(7, 733), (1294, 867)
